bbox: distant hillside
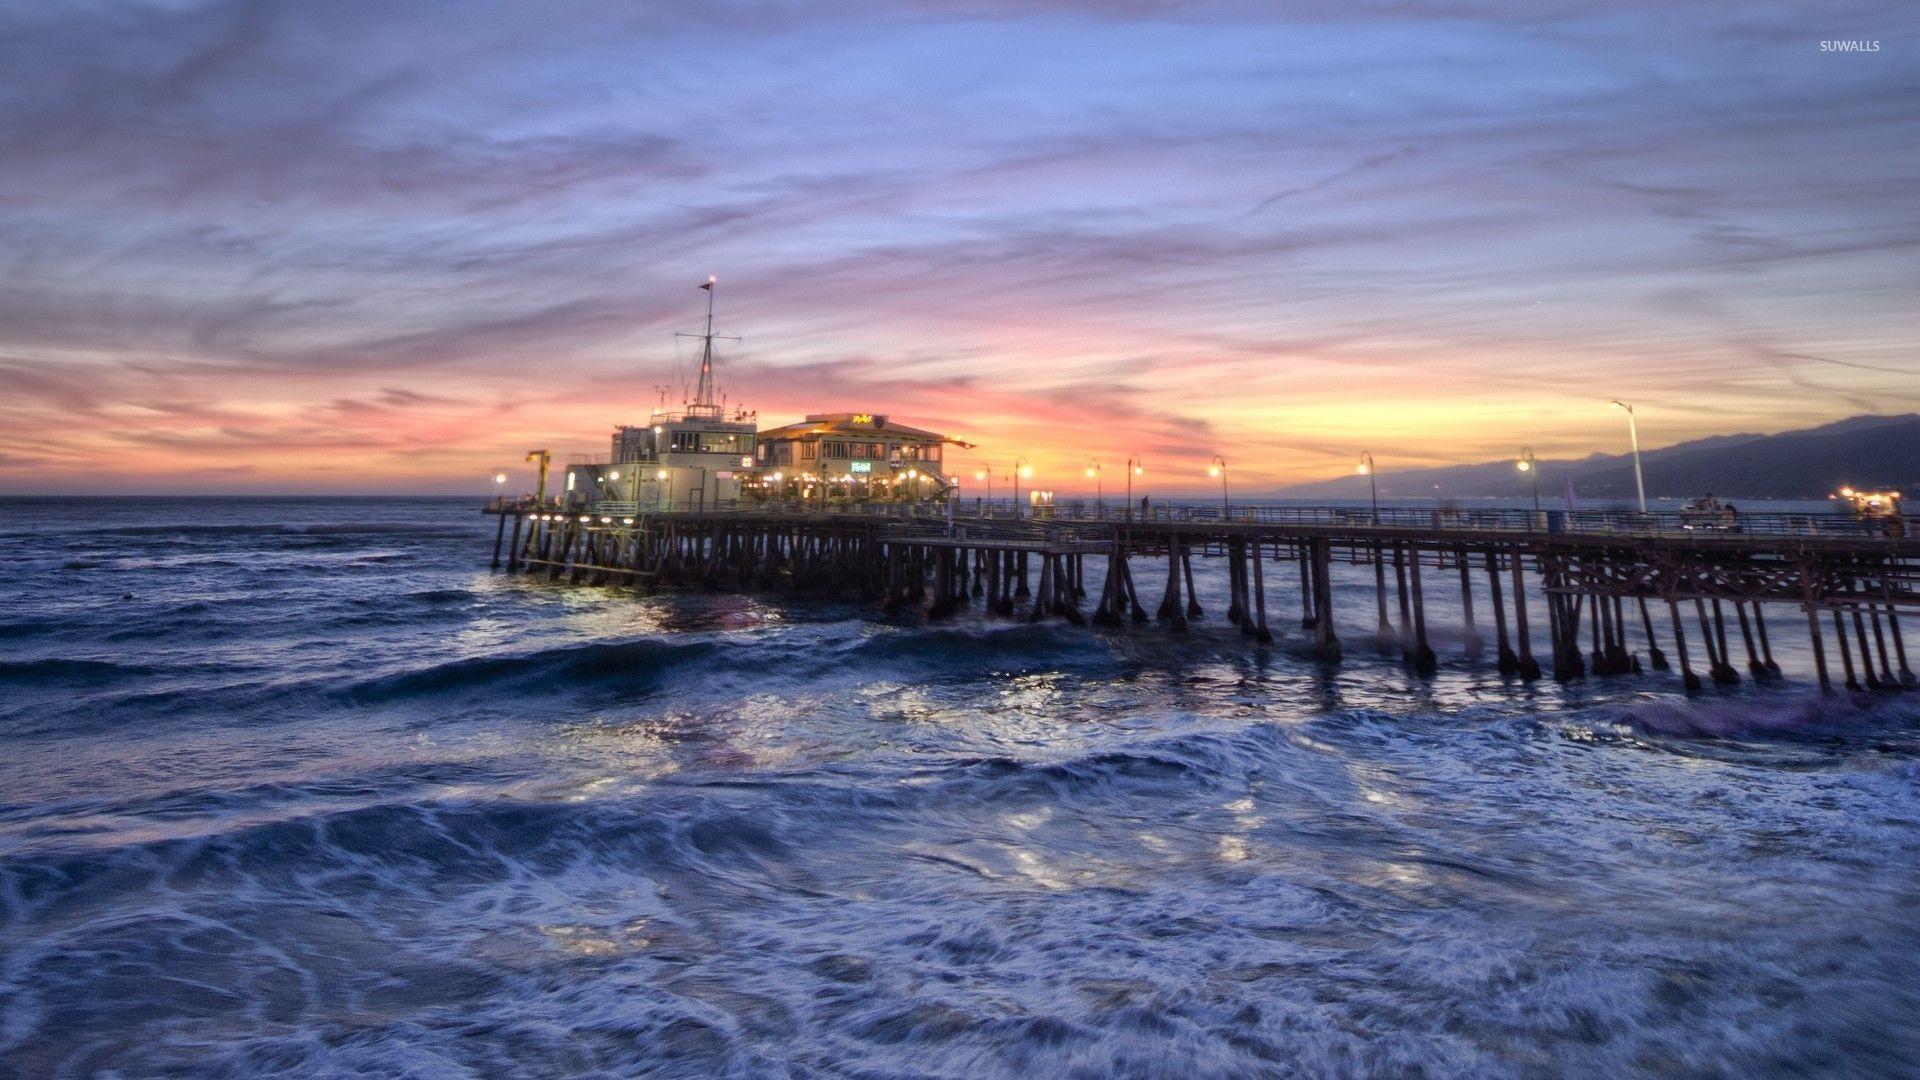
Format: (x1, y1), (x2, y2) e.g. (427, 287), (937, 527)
(1274, 414), (1920, 500)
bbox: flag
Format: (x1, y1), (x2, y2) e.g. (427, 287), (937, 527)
(699, 279), (713, 291)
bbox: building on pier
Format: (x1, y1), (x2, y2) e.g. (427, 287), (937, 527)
(543, 281), (973, 511)
(745, 412), (972, 504)
(563, 409), (758, 513)
(562, 279), (759, 512)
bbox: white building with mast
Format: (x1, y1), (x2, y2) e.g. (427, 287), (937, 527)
(565, 278), (758, 512)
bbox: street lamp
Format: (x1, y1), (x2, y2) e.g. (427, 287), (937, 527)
(1126, 455), (1144, 520)
(1357, 451), (1378, 524)
(1516, 447), (1540, 513)
(1609, 400), (1648, 514)
(1086, 460), (1103, 515)
(1208, 455), (1228, 518)
(975, 466), (992, 508)
(1015, 458), (1032, 518)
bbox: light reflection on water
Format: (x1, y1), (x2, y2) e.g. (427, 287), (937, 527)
(0, 497), (1916, 1077)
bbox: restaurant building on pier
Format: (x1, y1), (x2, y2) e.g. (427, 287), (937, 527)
(746, 412), (970, 504)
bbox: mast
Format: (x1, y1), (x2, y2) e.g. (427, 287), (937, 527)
(691, 276), (719, 418)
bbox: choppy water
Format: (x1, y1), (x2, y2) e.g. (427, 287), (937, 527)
(2, 497), (1918, 1078)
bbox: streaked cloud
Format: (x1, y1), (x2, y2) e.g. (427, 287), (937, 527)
(0, 0), (1915, 493)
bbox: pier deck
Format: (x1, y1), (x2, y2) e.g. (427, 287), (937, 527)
(486, 501), (1920, 694)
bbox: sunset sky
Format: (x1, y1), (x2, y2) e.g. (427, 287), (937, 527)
(2, 1), (1915, 495)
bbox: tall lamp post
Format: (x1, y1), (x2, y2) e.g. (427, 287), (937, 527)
(1609, 400), (1648, 514)
(1085, 460), (1103, 516)
(1126, 455), (1144, 520)
(1015, 457), (1032, 519)
(1208, 455), (1229, 519)
(974, 466), (992, 510)
(1357, 451), (1378, 524)
(526, 449), (551, 505)
(1516, 447), (1540, 513)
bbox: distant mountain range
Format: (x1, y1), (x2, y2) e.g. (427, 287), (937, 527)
(1273, 414), (1920, 501)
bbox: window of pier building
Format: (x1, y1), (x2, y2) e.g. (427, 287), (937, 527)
(669, 431), (751, 454)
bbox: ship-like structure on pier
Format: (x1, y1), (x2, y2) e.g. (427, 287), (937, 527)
(558, 280), (969, 513)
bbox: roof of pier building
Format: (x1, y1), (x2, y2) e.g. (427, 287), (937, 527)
(757, 413), (973, 447)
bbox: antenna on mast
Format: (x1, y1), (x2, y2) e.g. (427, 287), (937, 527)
(676, 276), (738, 420)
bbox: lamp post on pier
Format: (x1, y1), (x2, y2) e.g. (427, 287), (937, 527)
(1086, 460), (1103, 516)
(1015, 457), (1032, 519)
(1357, 451), (1378, 524)
(1208, 455), (1228, 519)
(975, 466), (992, 511)
(1609, 400), (1648, 514)
(1516, 448), (1540, 513)
(1126, 456), (1144, 520)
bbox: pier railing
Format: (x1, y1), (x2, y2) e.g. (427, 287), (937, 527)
(1029, 503), (1908, 539)
(487, 496), (1908, 540)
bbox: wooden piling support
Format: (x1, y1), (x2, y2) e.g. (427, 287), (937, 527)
(1846, 585), (1882, 690)
(1250, 537), (1274, 644)
(1637, 597), (1668, 670)
(1511, 554), (1540, 680)
(1457, 548), (1482, 656)
(1029, 554), (1054, 623)
(1372, 541), (1392, 635)
(505, 514), (525, 571)
(1312, 538), (1340, 661)
(1708, 600), (1738, 684)
(1160, 536), (1188, 633)
(1121, 552), (1148, 623)
(1405, 544), (1437, 672)
(1697, 599), (1737, 685)
(1297, 548), (1314, 629)
(1733, 601), (1768, 679)
(1486, 551), (1516, 673)
(1668, 599), (1703, 692)
(1182, 542), (1203, 620)
(1882, 574), (1915, 685)
(1392, 544), (1413, 650)
(1833, 608), (1862, 692)
(1802, 587), (1832, 692)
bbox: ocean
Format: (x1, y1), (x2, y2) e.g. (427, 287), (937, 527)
(2, 497), (1917, 1077)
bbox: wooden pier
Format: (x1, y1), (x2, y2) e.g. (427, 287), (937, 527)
(486, 502), (1920, 694)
